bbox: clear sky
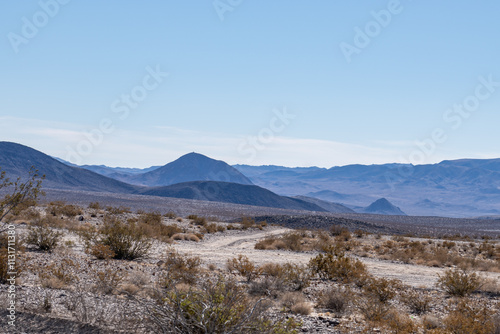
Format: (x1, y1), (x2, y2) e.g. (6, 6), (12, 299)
(1, 1), (499, 168)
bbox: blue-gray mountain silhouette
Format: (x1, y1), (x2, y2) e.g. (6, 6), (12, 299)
(0, 141), (138, 193)
(361, 198), (406, 216)
(127, 153), (253, 187)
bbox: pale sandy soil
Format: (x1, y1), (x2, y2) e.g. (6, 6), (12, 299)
(173, 226), (500, 289)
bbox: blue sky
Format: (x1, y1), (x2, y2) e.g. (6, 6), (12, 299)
(1, 1), (499, 167)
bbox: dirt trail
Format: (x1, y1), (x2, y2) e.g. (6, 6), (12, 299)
(173, 227), (500, 288)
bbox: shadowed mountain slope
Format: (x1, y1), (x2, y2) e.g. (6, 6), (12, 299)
(0, 142), (139, 193)
(139, 181), (326, 212)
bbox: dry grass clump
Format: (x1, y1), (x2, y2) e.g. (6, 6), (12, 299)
(436, 268), (482, 297)
(290, 302), (313, 315)
(172, 233), (200, 242)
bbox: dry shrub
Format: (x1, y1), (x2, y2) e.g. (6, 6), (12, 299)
(281, 292), (306, 309)
(204, 223), (218, 234)
(280, 262), (312, 291)
(316, 286), (350, 316)
(444, 298), (496, 334)
(87, 244), (115, 260)
(309, 246), (368, 284)
(38, 258), (79, 289)
(79, 217), (152, 260)
(290, 302), (312, 315)
(481, 277), (500, 295)
(255, 236), (283, 250)
(356, 296), (390, 323)
(88, 202), (101, 210)
(255, 232), (309, 251)
(121, 283), (140, 296)
(385, 310), (419, 334)
(260, 262), (283, 277)
(422, 315), (444, 331)
(249, 276), (284, 297)
(162, 248), (202, 287)
(128, 270), (150, 288)
(94, 268), (125, 295)
(164, 211), (177, 219)
(150, 275), (301, 333)
(226, 254), (261, 282)
(48, 201), (82, 217)
(400, 289), (432, 315)
(26, 222), (62, 252)
(139, 211), (162, 225)
(240, 217), (256, 229)
(363, 277), (402, 303)
(105, 206), (131, 214)
(437, 268), (482, 297)
(16, 206), (41, 221)
(188, 215), (207, 226)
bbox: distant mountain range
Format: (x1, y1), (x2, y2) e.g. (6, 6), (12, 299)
(233, 162), (500, 217)
(0, 142), (138, 193)
(4, 141), (500, 217)
(0, 142), (321, 212)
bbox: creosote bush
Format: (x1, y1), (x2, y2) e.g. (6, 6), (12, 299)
(363, 277), (402, 303)
(437, 268), (482, 297)
(150, 275), (301, 334)
(161, 248), (202, 287)
(26, 221), (62, 252)
(227, 254), (261, 283)
(444, 298), (497, 334)
(79, 216), (152, 260)
(309, 246), (368, 284)
(316, 286), (351, 316)
(400, 289), (432, 315)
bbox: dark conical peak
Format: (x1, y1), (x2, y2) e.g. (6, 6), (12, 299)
(364, 198), (406, 215)
(131, 152), (253, 186)
(176, 152), (213, 161)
